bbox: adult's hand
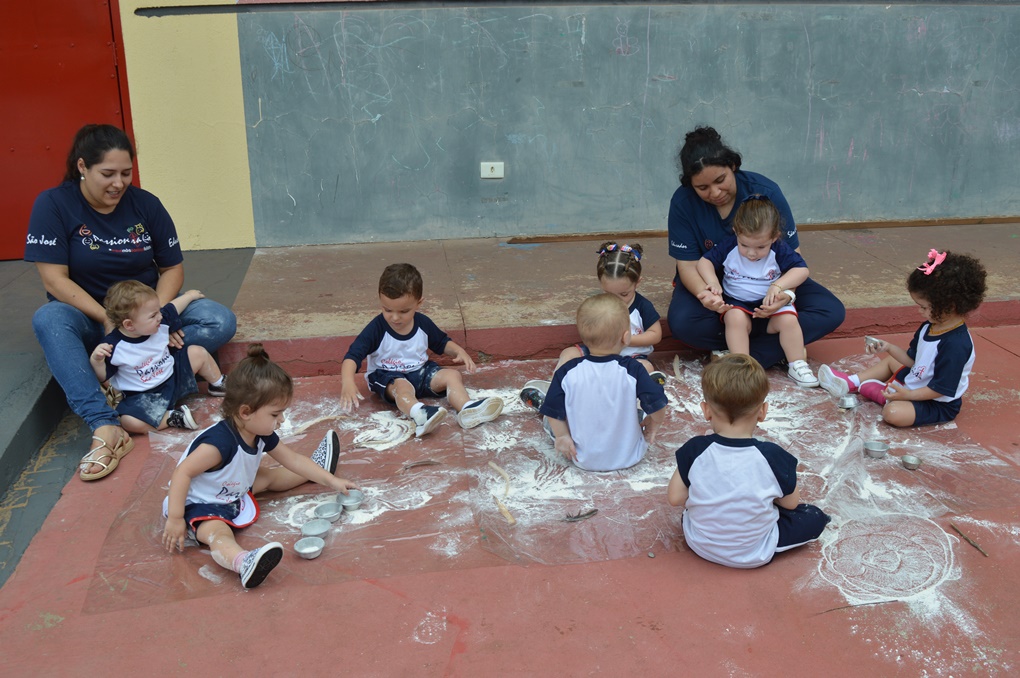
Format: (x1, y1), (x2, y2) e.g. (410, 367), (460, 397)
(696, 288), (731, 314)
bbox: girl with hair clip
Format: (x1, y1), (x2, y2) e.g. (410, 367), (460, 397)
(697, 196), (819, 387)
(818, 249), (987, 428)
(520, 241), (666, 409)
(162, 344), (359, 589)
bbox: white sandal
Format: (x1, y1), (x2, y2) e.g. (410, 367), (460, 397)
(79, 432), (134, 481)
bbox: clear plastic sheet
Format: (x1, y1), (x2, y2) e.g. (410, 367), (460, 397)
(83, 357), (1018, 613)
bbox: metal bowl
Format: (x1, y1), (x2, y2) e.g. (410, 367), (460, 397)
(901, 455), (922, 470)
(339, 489), (364, 511)
(837, 395), (856, 409)
(314, 502), (342, 523)
(864, 440), (889, 459)
(294, 536), (325, 560)
(300, 518), (331, 538)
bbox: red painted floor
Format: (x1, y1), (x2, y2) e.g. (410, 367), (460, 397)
(2, 329), (1018, 675)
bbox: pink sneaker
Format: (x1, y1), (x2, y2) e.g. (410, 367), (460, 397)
(859, 380), (888, 405)
(818, 365), (857, 397)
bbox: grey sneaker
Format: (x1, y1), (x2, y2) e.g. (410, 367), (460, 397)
(788, 360), (819, 388)
(457, 397), (504, 429)
(412, 405), (447, 437)
(239, 542), (283, 589)
(311, 430), (340, 474)
(519, 380), (550, 410)
(166, 404), (198, 430)
(207, 375), (227, 397)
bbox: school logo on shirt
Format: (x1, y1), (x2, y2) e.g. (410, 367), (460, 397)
(704, 239), (715, 250)
(77, 223), (152, 253)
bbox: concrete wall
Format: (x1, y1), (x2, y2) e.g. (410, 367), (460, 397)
(120, 2), (1020, 250)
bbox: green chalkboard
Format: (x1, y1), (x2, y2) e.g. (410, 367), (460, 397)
(238, 4), (1020, 246)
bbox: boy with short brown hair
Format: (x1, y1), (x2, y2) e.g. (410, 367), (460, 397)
(667, 354), (830, 568)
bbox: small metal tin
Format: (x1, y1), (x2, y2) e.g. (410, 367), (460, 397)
(901, 455), (922, 470)
(301, 518), (331, 538)
(838, 395), (857, 409)
(295, 536), (325, 559)
(339, 489), (365, 511)
(314, 502), (342, 523)
(864, 440), (889, 459)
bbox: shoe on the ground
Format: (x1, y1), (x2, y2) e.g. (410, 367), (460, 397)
(458, 397), (505, 429)
(412, 405), (448, 437)
(207, 375), (228, 397)
(787, 360), (819, 388)
(239, 542), (283, 589)
(711, 349), (731, 360)
(818, 364), (856, 397)
(519, 380), (550, 410)
(311, 429), (340, 474)
(649, 370), (667, 386)
(859, 380), (889, 405)
(166, 404), (198, 430)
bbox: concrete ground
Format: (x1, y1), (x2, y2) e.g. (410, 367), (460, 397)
(1, 224), (1019, 675)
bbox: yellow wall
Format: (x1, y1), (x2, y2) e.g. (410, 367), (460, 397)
(119, 1), (254, 250)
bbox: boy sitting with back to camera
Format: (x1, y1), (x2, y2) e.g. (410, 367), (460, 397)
(667, 353), (830, 568)
(537, 293), (667, 471)
(339, 263), (503, 436)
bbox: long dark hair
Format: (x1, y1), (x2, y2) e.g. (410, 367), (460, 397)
(62, 124), (135, 183)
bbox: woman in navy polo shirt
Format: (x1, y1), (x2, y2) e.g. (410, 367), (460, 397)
(24, 124), (236, 481)
(667, 126), (845, 368)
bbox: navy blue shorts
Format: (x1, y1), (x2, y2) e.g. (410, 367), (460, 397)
(775, 503), (831, 551)
(115, 349), (197, 428)
(367, 361), (445, 401)
(908, 397), (962, 426)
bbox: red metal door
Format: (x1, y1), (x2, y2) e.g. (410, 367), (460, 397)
(0, 0), (130, 260)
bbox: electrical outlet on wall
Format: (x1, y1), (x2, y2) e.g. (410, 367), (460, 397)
(481, 162), (504, 179)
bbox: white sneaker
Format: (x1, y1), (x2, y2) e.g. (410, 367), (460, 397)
(711, 349), (731, 360)
(519, 380), (550, 410)
(818, 364), (849, 397)
(788, 360), (819, 388)
(457, 397), (504, 429)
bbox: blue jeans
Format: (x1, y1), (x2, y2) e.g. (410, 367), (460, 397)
(32, 298), (236, 431)
(666, 277), (846, 369)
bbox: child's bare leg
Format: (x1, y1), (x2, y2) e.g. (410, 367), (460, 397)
(636, 357), (656, 374)
(187, 345), (222, 383)
(120, 414), (158, 434)
(555, 346), (583, 370)
(431, 368), (469, 411)
(252, 463), (307, 494)
(768, 314), (806, 363)
(386, 379), (420, 417)
(196, 520), (244, 572)
(882, 402), (917, 428)
(723, 310), (750, 354)
(856, 356), (901, 383)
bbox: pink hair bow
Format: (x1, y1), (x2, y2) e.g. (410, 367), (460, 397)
(918, 249), (947, 275)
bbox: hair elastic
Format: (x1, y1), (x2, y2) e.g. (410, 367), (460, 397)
(918, 249), (947, 276)
(596, 243), (641, 261)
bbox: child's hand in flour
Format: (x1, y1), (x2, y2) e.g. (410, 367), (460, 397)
(339, 381), (364, 411)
